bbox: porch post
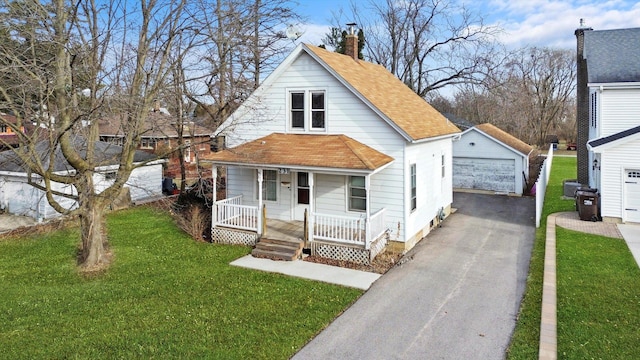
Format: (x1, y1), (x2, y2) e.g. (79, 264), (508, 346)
(212, 166), (217, 228)
(257, 168), (263, 237)
(365, 174), (371, 249)
(307, 172), (315, 243)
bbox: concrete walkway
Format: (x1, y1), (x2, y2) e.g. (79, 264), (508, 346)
(230, 255), (381, 290)
(540, 212), (640, 360)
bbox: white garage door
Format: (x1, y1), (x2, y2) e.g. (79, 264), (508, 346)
(624, 170), (640, 223)
(453, 157), (515, 193)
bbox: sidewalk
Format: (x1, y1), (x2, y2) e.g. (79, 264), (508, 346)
(230, 255), (381, 290)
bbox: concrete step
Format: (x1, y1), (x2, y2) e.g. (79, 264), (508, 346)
(251, 238), (303, 261)
(259, 237), (304, 249)
(251, 248), (299, 261)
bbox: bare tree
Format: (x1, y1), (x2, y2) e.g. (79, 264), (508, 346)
(334, 0), (500, 97)
(179, 0), (301, 129)
(0, 0), (186, 270)
(448, 47), (576, 146)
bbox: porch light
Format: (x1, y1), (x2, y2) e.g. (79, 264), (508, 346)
(593, 158), (600, 170)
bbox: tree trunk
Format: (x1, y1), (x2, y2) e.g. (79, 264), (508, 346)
(79, 203), (109, 269)
(77, 173), (110, 270)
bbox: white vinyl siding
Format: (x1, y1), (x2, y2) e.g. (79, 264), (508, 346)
(598, 88), (640, 137)
(218, 51), (458, 243)
(597, 138), (640, 221)
(405, 138), (454, 240)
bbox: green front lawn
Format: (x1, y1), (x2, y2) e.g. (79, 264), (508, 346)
(557, 228), (640, 358)
(508, 156), (640, 359)
(0, 207), (362, 359)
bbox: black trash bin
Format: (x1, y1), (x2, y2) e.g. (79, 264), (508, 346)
(576, 190), (599, 221)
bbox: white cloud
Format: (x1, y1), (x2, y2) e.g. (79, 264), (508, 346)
(486, 0), (640, 48)
(296, 23), (332, 46)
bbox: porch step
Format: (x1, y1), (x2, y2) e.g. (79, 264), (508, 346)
(251, 238), (304, 261)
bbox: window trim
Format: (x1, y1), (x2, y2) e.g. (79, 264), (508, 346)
(140, 137), (156, 150)
(257, 169), (278, 202)
(310, 91), (326, 130)
(348, 175), (366, 212)
(287, 89), (327, 132)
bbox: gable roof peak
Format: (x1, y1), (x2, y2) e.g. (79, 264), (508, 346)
(301, 44), (459, 141)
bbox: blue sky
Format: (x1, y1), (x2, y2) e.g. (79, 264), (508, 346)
(293, 0), (640, 49)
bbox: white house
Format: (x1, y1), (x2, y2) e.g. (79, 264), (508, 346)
(576, 27), (640, 223)
(202, 33), (460, 264)
(453, 123), (534, 196)
(0, 139), (165, 221)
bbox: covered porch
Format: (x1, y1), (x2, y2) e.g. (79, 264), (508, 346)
(203, 133), (395, 264)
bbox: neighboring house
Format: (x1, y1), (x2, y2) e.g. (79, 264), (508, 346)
(576, 26), (640, 223)
(443, 112), (475, 131)
(0, 138), (164, 221)
(202, 32), (460, 264)
(453, 123), (534, 196)
(0, 113), (26, 150)
(99, 109), (214, 181)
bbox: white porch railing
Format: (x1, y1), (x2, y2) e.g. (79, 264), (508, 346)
(368, 208), (387, 245)
(313, 208), (387, 249)
(214, 195), (258, 231)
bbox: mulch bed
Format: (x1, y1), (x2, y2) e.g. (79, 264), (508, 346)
(303, 250), (404, 274)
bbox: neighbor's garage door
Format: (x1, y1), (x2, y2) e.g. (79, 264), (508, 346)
(624, 170), (640, 223)
(453, 157), (515, 193)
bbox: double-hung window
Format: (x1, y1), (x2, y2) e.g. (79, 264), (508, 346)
(291, 92), (305, 129)
(310, 92), (325, 129)
(410, 164), (417, 211)
(259, 170), (278, 201)
(289, 90), (326, 131)
(349, 176), (366, 211)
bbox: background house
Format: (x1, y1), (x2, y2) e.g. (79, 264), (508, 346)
(453, 123), (535, 196)
(99, 109), (214, 182)
(576, 26), (640, 223)
(203, 32), (460, 263)
(0, 113), (27, 150)
(0, 139), (164, 221)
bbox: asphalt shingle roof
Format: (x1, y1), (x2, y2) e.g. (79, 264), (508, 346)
(202, 133), (394, 171)
(305, 44), (460, 141)
(475, 123), (534, 157)
(0, 137), (156, 173)
(584, 28), (640, 83)
(99, 111), (213, 138)
(588, 124), (640, 148)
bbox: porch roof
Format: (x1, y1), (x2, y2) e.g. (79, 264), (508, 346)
(201, 133), (394, 172)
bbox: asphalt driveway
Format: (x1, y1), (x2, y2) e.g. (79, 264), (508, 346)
(293, 192), (536, 360)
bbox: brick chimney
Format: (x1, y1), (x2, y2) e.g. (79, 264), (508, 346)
(575, 18), (593, 185)
(345, 23), (358, 60)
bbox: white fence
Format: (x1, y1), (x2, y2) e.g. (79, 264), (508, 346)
(535, 146), (554, 227)
(313, 209), (387, 249)
(214, 195), (258, 231)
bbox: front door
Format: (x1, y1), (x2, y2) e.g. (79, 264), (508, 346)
(294, 172), (310, 221)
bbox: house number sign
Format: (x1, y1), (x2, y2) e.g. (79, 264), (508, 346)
(278, 168), (290, 174)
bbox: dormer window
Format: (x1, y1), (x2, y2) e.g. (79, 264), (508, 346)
(289, 90), (326, 131)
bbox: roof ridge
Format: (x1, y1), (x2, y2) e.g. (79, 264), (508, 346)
(339, 134), (374, 169)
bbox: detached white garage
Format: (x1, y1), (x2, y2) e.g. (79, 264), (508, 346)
(453, 123), (534, 196)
